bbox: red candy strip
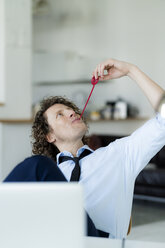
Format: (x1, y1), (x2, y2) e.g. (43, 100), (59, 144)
(79, 76), (99, 119)
(91, 76), (99, 85)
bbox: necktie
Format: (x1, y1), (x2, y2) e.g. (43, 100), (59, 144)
(59, 149), (92, 181)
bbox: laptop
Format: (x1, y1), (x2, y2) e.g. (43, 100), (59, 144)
(0, 183), (85, 248)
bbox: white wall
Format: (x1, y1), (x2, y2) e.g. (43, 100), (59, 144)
(0, 0), (5, 103)
(0, 0), (32, 119)
(33, 0), (165, 118)
(0, 0), (33, 181)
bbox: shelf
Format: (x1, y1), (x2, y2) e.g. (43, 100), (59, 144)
(87, 117), (149, 123)
(88, 117), (149, 135)
(35, 79), (93, 86)
(0, 117), (149, 124)
(0, 119), (33, 124)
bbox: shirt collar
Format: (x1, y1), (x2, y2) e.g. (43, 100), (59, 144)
(56, 145), (94, 166)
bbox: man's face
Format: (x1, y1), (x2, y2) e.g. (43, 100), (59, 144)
(44, 104), (88, 144)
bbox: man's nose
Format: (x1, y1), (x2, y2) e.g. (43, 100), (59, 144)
(69, 110), (76, 118)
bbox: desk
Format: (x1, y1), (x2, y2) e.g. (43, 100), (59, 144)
(84, 237), (165, 248)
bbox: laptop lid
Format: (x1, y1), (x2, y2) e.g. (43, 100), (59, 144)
(0, 183), (85, 248)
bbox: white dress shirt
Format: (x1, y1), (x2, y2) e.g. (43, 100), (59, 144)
(56, 114), (165, 239)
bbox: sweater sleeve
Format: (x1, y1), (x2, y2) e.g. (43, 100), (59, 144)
(3, 155), (67, 182)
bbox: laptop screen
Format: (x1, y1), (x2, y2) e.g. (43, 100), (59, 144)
(0, 183), (85, 248)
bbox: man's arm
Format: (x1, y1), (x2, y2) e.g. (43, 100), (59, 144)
(93, 58), (165, 110)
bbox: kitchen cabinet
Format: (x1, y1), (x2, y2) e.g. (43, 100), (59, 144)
(0, 121), (32, 181)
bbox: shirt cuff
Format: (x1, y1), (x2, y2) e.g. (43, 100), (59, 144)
(156, 112), (165, 128)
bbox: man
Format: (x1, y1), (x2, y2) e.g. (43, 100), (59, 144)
(4, 58), (165, 239)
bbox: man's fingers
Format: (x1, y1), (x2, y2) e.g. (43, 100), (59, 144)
(94, 68), (98, 79)
(94, 66), (99, 79)
(100, 64), (105, 78)
(99, 74), (112, 81)
(98, 64), (102, 76)
(92, 59), (115, 79)
(93, 64), (105, 79)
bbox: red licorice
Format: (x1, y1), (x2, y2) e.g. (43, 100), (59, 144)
(79, 76), (99, 119)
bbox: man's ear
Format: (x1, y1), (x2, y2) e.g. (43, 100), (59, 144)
(46, 133), (56, 143)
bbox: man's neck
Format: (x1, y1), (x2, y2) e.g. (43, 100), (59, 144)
(57, 140), (84, 157)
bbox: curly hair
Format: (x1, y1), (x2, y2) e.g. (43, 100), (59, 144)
(31, 96), (89, 162)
